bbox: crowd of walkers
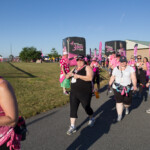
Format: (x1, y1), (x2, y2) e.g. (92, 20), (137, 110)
(59, 51), (150, 135)
(0, 51), (150, 150)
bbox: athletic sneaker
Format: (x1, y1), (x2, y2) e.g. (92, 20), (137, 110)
(117, 115), (122, 122)
(125, 108), (129, 115)
(63, 91), (69, 96)
(88, 118), (95, 127)
(146, 108), (150, 114)
(66, 126), (76, 135)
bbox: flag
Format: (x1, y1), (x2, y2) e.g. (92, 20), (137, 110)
(90, 48), (91, 57)
(94, 48), (97, 58)
(149, 43), (150, 58)
(41, 50), (43, 57)
(99, 42), (102, 61)
(149, 43), (150, 95)
(134, 44), (138, 57)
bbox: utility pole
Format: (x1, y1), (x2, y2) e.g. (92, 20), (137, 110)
(10, 43), (12, 56)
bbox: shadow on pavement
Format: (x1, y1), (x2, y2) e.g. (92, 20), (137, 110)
(26, 111), (58, 126)
(131, 88), (148, 111)
(99, 85), (108, 93)
(66, 96), (117, 150)
(7, 62), (36, 78)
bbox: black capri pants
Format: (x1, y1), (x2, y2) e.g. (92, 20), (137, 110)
(70, 92), (93, 118)
(136, 68), (146, 85)
(93, 73), (100, 84)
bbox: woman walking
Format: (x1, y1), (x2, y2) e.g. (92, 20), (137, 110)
(109, 56), (137, 121)
(60, 51), (70, 95)
(66, 55), (95, 135)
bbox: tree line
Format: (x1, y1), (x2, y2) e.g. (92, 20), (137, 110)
(9, 47), (61, 62)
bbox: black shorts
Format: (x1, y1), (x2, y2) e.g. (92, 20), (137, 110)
(113, 89), (132, 105)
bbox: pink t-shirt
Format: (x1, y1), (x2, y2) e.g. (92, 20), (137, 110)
(60, 57), (70, 75)
(111, 58), (120, 68)
(109, 55), (115, 64)
(128, 60), (136, 70)
(118, 48), (126, 57)
(90, 61), (99, 73)
(90, 61), (99, 68)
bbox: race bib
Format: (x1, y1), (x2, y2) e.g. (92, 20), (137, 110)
(71, 78), (76, 83)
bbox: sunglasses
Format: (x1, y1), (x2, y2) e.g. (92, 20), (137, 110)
(76, 58), (84, 61)
(137, 58), (141, 59)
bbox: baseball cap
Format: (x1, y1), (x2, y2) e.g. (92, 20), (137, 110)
(120, 56), (127, 62)
(76, 55), (85, 61)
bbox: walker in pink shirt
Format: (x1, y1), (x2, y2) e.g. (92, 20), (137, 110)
(60, 56), (70, 75)
(111, 58), (120, 68)
(90, 61), (99, 74)
(128, 60), (136, 71)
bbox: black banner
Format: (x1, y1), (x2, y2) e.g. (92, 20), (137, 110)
(62, 37), (86, 56)
(105, 40), (126, 56)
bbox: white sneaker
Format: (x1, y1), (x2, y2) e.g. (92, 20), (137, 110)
(66, 126), (76, 135)
(117, 115), (122, 122)
(146, 108), (150, 114)
(88, 118), (95, 127)
(125, 108), (129, 115)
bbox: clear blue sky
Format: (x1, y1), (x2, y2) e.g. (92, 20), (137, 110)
(0, 0), (150, 57)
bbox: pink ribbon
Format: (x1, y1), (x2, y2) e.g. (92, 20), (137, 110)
(121, 87), (128, 96)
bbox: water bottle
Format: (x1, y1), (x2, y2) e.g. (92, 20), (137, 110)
(94, 90), (99, 99)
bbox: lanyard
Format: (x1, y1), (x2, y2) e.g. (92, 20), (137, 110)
(74, 65), (86, 74)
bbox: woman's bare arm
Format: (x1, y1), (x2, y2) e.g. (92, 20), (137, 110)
(73, 66), (93, 81)
(0, 80), (18, 127)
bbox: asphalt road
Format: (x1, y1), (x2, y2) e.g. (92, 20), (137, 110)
(21, 86), (150, 150)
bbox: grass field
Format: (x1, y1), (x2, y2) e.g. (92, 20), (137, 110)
(0, 62), (109, 119)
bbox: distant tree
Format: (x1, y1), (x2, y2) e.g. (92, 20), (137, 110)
(49, 48), (59, 58)
(48, 54), (53, 58)
(19, 47), (41, 62)
(9, 54), (14, 62)
(0, 55), (2, 57)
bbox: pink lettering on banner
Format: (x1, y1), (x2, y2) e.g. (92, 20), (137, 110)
(70, 41), (83, 51)
(70, 41), (74, 45)
(68, 53), (77, 66)
(105, 45), (114, 52)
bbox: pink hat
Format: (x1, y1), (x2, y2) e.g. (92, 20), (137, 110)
(63, 51), (68, 55)
(63, 46), (68, 55)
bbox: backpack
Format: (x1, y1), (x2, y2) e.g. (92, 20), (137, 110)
(14, 116), (27, 141)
